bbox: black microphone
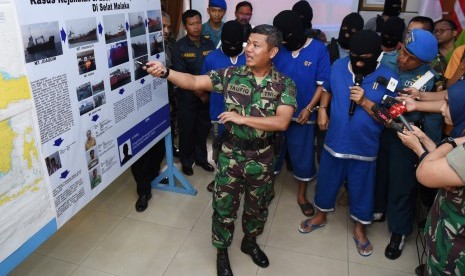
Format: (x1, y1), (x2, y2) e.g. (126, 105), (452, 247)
(382, 95), (414, 131)
(350, 74), (364, 118)
(376, 76), (406, 94)
(371, 104), (404, 132)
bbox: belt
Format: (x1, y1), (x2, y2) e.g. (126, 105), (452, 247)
(222, 131), (273, 150)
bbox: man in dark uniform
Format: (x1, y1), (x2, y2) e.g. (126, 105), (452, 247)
(145, 24), (296, 276)
(234, 1), (253, 43)
(172, 9), (215, 176)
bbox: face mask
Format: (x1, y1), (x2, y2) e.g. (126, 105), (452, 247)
(283, 31), (306, 51)
(338, 27), (352, 49)
(221, 20), (244, 57)
(337, 13), (364, 50)
(349, 30), (382, 76)
(350, 54), (378, 76)
(273, 10), (306, 51)
(222, 40), (243, 57)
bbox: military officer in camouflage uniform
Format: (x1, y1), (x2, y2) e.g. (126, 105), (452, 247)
(145, 24), (296, 276)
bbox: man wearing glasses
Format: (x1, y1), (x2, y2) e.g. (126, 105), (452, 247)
(374, 21), (439, 260)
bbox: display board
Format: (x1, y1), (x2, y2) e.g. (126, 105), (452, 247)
(0, 0), (169, 272)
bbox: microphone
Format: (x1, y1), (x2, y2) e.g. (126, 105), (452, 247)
(382, 95), (414, 131)
(376, 76), (406, 94)
(350, 74), (364, 118)
(371, 104), (404, 132)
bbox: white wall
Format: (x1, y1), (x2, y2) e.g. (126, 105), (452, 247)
(190, 0), (423, 40)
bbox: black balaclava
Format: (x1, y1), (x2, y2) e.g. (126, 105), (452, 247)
(273, 10), (307, 51)
(349, 30), (382, 77)
(292, 0), (313, 30)
(383, 0), (402, 17)
(338, 13), (364, 50)
(381, 16), (405, 48)
(221, 20), (244, 57)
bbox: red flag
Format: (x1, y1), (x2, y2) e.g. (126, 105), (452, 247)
(452, 0), (465, 32)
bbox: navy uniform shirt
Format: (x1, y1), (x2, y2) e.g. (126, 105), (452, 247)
(171, 35), (214, 79)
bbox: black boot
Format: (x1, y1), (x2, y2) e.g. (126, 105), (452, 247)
(240, 236), (269, 268)
(217, 249), (233, 276)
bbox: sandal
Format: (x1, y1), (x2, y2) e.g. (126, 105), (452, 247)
(298, 201), (315, 217)
(353, 236), (373, 257)
(298, 219), (325, 234)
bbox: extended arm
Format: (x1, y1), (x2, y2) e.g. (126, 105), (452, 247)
(416, 136), (465, 188)
(146, 60), (213, 92)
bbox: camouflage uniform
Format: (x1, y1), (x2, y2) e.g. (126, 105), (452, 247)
(424, 144), (465, 275)
(208, 65), (296, 249)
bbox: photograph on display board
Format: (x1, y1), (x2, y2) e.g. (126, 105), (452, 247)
(92, 80), (105, 94)
(85, 129), (97, 151)
(21, 21), (63, 63)
(131, 35), (148, 58)
(128, 12), (146, 37)
(66, 17), (98, 48)
(77, 49), (97, 75)
(45, 151), (62, 176)
(147, 10), (162, 33)
(149, 32), (164, 56)
(76, 82), (92, 101)
(104, 14), (127, 44)
(134, 55), (149, 80)
(109, 66), (131, 90)
(107, 41), (129, 68)
(86, 147), (99, 170)
(93, 92), (106, 108)
(89, 166), (102, 189)
(119, 140), (133, 165)
(79, 98), (94, 115)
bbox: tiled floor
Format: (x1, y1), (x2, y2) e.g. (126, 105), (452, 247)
(11, 163), (420, 276)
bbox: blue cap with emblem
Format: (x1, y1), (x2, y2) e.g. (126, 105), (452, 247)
(209, 0), (227, 10)
(404, 29), (438, 63)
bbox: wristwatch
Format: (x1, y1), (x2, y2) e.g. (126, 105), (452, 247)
(440, 137), (457, 148)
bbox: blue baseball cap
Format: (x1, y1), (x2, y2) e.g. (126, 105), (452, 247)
(209, 0), (227, 10)
(404, 29), (438, 63)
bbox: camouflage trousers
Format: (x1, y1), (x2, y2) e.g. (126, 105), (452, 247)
(211, 141), (275, 249)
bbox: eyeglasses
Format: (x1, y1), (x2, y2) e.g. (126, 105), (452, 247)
(433, 28), (453, 35)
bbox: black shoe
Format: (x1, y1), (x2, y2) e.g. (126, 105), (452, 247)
(135, 194), (152, 212)
(159, 177), (169, 184)
(172, 145), (180, 158)
(240, 236), (269, 268)
(182, 166), (193, 176)
(217, 249), (233, 276)
(385, 233), (405, 260)
(207, 180), (214, 192)
(196, 162), (215, 172)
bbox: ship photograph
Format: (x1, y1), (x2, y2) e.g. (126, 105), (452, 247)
(104, 14), (127, 44)
(76, 82), (92, 101)
(109, 66), (131, 90)
(129, 12), (146, 38)
(79, 98), (95, 115)
(93, 91), (106, 108)
(134, 55), (149, 80)
(92, 80), (105, 94)
(77, 49), (97, 75)
(131, 35), (148, 58)
(21, 21), (63, 63)
(107, 41), (129, 68)
(147, 10), (162, 33)
(66, 17), (98, 48)
(149, 32), (164, 56)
